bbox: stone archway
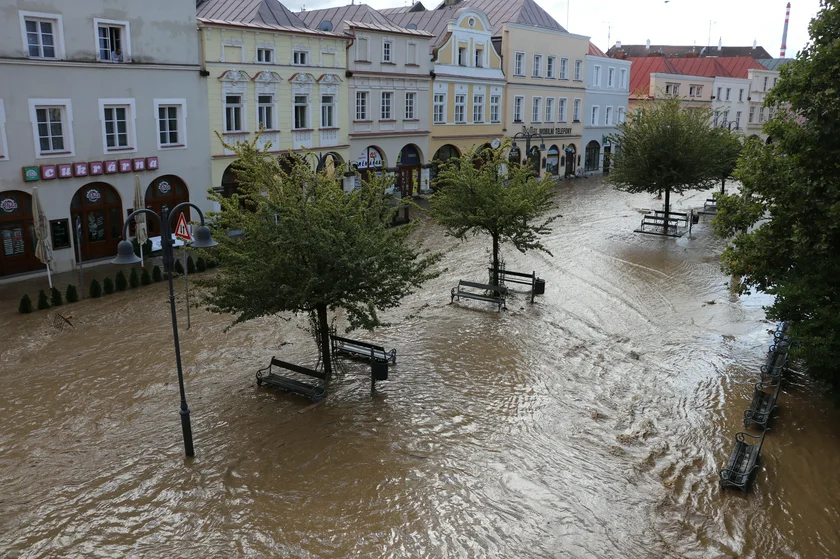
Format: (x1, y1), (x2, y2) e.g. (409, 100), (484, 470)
(585, 140), (601, 171)
(564, 144), (577, 177)
(71, 182), (123, 262)
(431, 144), (461, 188)
(546, 145), (560, 176)
(0, 190), (41, 276)
(145, 175), (190, 237)
(397, 144), (423, 197)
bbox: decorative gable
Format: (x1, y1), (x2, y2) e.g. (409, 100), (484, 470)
(289, 72), (317, 85)
(219, 69), (250, 85)
(317, 74), (343, 85)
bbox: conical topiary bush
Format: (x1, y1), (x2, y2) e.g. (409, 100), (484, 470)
(115, 270), (127, 291)
(66, 284), (79, 303)
(37, 289), (50, 310)
(50, 286), (63, 306)
(90, 279), (103, 298)
(18, 294), (33, 314)
(129, 268), (140, 288)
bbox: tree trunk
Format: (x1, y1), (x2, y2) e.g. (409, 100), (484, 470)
(491, 233), (500, 286)
(721, 178), (726, 195)
(663, 187), (671, 235)
(316, 303), (332, 380)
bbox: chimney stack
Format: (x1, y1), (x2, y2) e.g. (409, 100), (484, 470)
(646, 39), (650, 50)
(717, 37), (722, 51)
(780, 2), (791, 57)
(616, 41), (621, 49)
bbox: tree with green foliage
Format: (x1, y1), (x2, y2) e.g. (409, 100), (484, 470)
(103, 277), (115, 294)
(115, 270), (127, 291)
(90, 279), (103, 298)
(141, 268), (152, 286)
(711, 126), (743, 195)
(609, 96), (736, 234)
(66, 284), (79, 303)
(199, 138), (440, 379)
(714, 2), (840, 397)
(50, 286), (63, 306)
(18, 294), (33, 314)
(152, 265), (162, 282)
(429, 142), (557, 286)
(129, 268), (140, 288)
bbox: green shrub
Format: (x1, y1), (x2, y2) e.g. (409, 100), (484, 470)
(174, 259), (185, 275)
(207, 257), (219, 269)
(152, 265), (162, 282)
(36, 289), (50, 310)
(50, 286), (63, 306)
(103, 277), (114, 295)
(141, 268), (151, 286)
(115, 270), (128, 291)
(90, 279), (103, 298)
(129, 268), (140, 288)
(196, 256), (207, 272)
(18, 294), (33, 314)
(187, 254), (196, 274)
(66, 284), (79, 303)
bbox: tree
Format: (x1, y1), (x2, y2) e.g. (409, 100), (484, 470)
(18, 294), (33, 314)
(609, 97), (734, 234)
(65, 284), (79, 303)
(714, 2), (840, 397)
(90, 279), (103, 298)
(199, 138), (440, 379)
(711, 126), (743, 195)
(129, 268), (140, 288)
(50, 286), (63, 306)
(36, 290), (50, 310)
(429, 142), (557, 286)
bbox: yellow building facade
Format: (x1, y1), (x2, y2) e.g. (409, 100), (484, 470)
(198, 19), (352, 193)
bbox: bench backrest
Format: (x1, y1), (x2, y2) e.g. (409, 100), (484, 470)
(331, 335), (385, 353)
(460, 280), (507, 294)
(489, 268), (534, 280)
(653, 210), (689, 218)
(270, 358), (327, 380)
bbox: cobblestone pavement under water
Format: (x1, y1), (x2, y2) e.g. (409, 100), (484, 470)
(1, 177), (839, 558)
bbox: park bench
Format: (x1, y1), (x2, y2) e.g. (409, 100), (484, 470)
(760, 340), (791, 380)
(636, 210), (689, 236)
(451, 280), (507, 311)
(488, 268), (545, 304)
(256, 357), (326, 402)
(702, 199), (717, 213)
(331, 334), (396, 364)
(743, 379), (782, 429)
(720, 429), (769, 491)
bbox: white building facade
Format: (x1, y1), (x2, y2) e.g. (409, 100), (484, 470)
(0, 0), (211, 280)
(582, 50), (631, 175)
(746, 67), (781, 140)
(712, 76), (751, 132)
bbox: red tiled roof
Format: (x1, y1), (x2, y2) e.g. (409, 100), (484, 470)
(627, 57), (672, 98)
(607, 44), (773, 60)
(715, 56), (767, 78)
(588, 42), (606, 57)
(668, 58), (729, 78)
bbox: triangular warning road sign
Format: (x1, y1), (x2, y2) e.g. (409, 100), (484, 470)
(174, 212), (192, 241)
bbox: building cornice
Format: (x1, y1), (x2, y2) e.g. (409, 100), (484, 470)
(0, 57), (201, 71)
(349, 130), (431, 138)
(503, 22), (590, 42)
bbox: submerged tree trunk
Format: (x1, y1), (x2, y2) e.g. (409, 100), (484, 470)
(491, 233), (500, 286)
(721, 177), (726, 195)
(663, 187), (671, 235)
(316, 303), (333, 379)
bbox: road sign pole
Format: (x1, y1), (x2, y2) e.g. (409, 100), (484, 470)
(184, 244), (190, 329)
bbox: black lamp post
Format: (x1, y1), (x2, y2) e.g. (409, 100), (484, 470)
(112, 203), (217, 458)
(511, 126), (546, 172)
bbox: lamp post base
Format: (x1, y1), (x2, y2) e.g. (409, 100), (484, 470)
(180, 407), (194, 457)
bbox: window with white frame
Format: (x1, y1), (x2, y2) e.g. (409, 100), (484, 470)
(547, 56), (555, 78)
(726, 87), (731, 101)
(665, 83), (679, 95)
(689, 85), (702, 97)
(257, 47), (273, 63)
(258, 94), (274, 129)
(321, 94), (335, 127)
(293, 50), (308, 65)
(559, 57), (569, 79)
(383, 40), (393, 63)
(619, 68), (627, 89)
(454, 94), (466, 123)
(573, 98), (581, 122)
(532, 97), (541, 122)
(591, 105), (599, 126)
(617, 106), (625, 123)
(513, 96), (524, 122)
(773, 77), (778, 87)
(514, 52), (525, 76)
(759, 107), (765, 123)
(356, 91), (369, 120)
(490, 95), (500, 123)
(224, 95), (243, 132)
(739, 88), (744, 102)
(156, 104), (182, 147)
(381, 92), (393, 120)
(475, 47), (483, 67)
(405, 92), (416, 120)
(605, 106), (613, 126)
(593, 65), (601, 87)
(407, 42), (417, 64)
(533, 54), (543, 77)
(607, 67), (614, 88)
(545, 97), (554, 123)
(95, 19), (129, 62)
(433, 93), (445, 123)
(735, 111), (742, 129)
(458, 46), (467, 66)
(574, 60), (582, 80)
(21, 12), (63, 59)
(473, 94), (484, 123)
(29, 99), (73, 157)
(558, 98), (567, 122)
(100, 100), (136, 151)
(717, 87), (722, 99)
(763, 76), (768, 91)
(749, 106), (755, 123)
(294, 94), (308, 128)
(356, 37), (369, 61)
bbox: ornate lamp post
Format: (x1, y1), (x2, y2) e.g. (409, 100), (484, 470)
(112, 203), (217, 457)
(511, 126), (546, 173)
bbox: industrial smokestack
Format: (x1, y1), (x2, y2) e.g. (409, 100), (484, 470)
(780, 2), (791, 57)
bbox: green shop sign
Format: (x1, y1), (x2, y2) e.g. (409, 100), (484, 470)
(22, 167), (39, 182)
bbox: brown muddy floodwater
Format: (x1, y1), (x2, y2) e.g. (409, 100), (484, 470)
(1, 178), (839, 558)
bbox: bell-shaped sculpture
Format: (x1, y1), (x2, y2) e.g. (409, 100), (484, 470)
(192, 225), (218, 249)
(112, 240), (142, 265)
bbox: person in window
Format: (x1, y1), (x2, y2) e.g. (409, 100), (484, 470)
(110, 48), (122, 63)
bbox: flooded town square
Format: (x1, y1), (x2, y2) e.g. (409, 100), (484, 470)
(2, 178), (839, 558)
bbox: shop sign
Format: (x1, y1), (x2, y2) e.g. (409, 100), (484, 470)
(158, 181), (171, 194)
(357, 147), (383, 169)
(22, 167), (39, 182)
(40, 165), (57, 180)
(1, 198), (18, 213)
(146, 157), (159, 170)
(21, 156), (161, 182)
(90, 162), (103, 175)
(86, 188), (101, 203)
(58, 164), (73, 178)
(104, 161), (118, 174)
(133, 158), (146, 172)
(119, 159), (132, 173)
(537, 127), (574, 136)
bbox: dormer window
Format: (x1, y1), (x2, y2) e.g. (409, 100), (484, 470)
(475, 47), (483, 67)
(458, 46), (467, 66)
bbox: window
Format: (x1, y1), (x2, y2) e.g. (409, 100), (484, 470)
(100, 101), (135, 151)
(665, 83), (679, 95)
(21, 12), (62, 59)
(257, 48), (273, 63)
(95, 20), (129, 62)
(458, 46), (467, 66)
(619, 68), (627, 89)
(154, 99), (185, 149)
(617, 107), (626, 123)
(533, 54), (543, 77)
(356, 91), (369, 120)
(735, 111), (742, 129)
(224, 95), (243, 132)
(473, 94), (484, 123)
(559, 58), (569, 79)
(773, 77), (778, 87)
(605, 106), (613, 126)
(405, 92), (416, 120)
(763, 76), (768, 91)
(380, 92), (393, 120)
(433, 93), (445, 123)
(726, 87), (731, 101)
(717, 87), (722, 99)
(574, 60), (582, 81)
(490, 95), (500, 123)
(749, 106), (755, 123)
(573, 98), (581, 122)
(454, 94), (466, 123)
(532, 97), (541, 122)
(0, 100), (7, 160)
(293, 50), (308, 65)
(558, 98), (567, 122)
(475, 47), (483, 67)
(739, 89), (744, 102)
(759, 107), (765, 123)
(607, 67), (614, 87)
(356, 37), (368, 61)
(383, 40), (392, 63)
(690, 85), (702, 97)
(321, 94), (335, 127)
(258, 94), (274, 129)
(545, 98), (554, 123)
(513, 96), (524, 122)
(294, 95), (308, 128)
(29, 99), (74, 157)
(514, 52), (525, 76)
(547, 56), (555, 78)
(591, 105), (599, 126)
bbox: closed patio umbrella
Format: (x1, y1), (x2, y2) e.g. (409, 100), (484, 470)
(133, 175), (148, 266)
(31, 187), (53, 288)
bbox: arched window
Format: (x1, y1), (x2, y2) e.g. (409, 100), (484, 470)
(585, 141), (601, 171)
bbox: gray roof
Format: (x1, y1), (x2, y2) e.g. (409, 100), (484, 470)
(385, 6), (461, 47)
(299, 4), (392, 34)
(380, 2), (427, 16)
(345, 20), (434, 37)
(196, 0), (308, 28)
(607, 44), (773, 60)
(758, 58), (795, 71)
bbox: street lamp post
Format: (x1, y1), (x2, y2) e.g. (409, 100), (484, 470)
(112, 203), (217, 458)
(511, 126), (546, 174)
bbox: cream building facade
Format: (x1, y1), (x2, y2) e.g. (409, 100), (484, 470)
(745, 67), (781, 140)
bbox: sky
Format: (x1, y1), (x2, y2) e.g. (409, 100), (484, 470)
(290, 0), (821, 57)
